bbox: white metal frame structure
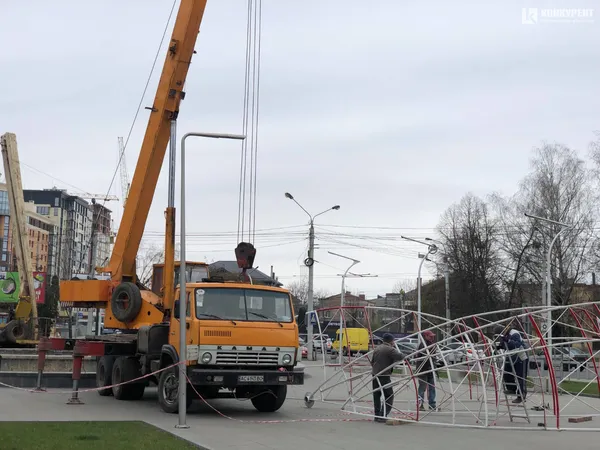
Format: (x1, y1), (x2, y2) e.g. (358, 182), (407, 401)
(303, 303), (600, 432)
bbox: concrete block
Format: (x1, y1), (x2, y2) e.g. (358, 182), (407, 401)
(568, 416), (592, 423)
(0, 371), (96, 389)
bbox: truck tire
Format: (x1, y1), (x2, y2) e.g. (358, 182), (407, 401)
(111, 356), (145, 400)
(3, 320), (26, 343)
(96, 356), (116, 396)
(158, 366), (193, 414)
(251, 385), (287, 413)
(111, 282), (142, 323)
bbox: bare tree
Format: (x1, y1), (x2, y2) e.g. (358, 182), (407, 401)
(136, 243), (164, 287)
(136, 241), (181, 288)
(513, 142), (596, 308)
(436, 193), (504, 316)
(392, 279), (417, 295)
(285, 277), (330, 310)
(489, 192), (542, 309)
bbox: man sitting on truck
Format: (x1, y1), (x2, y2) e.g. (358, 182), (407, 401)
(370, 333), (406, 423)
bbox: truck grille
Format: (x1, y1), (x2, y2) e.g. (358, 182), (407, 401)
(204, 330), (232, 337)
(215, 350), (279, 366)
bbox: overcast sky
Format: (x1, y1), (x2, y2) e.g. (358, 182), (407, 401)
(1, 0), (599, 298)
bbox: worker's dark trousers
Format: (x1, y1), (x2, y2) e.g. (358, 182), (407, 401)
(372, 376), (394, 418)
(514, 359), (528, 399)
(504, 359), (528, 399)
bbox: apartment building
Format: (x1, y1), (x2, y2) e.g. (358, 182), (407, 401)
(0, 184), (53, 273)
(23, 189), (93, 278)
(22, 189), (113, 278)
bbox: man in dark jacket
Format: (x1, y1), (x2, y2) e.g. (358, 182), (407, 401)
(370, 333), (405, 422)
(416, 330), (439, 411)
(496, 326), (529, 403)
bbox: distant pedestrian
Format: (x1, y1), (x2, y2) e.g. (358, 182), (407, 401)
(370, 333), (405, 423)
(416, 330), (440, 411)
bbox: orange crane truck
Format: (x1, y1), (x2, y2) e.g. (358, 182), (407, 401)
(38, 0), (303, 413)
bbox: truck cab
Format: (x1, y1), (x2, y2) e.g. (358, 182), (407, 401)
(152, 281), (302, 413)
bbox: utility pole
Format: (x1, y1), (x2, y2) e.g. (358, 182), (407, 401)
(328, 251), (360, 365)
(525, 213), (572, 350)
(285, 192), (340, 361)
(425, 238), (450, 331)
(402, 236), (437, 331)
(443, 257), (450, 336)
(307, 222), (315, 338)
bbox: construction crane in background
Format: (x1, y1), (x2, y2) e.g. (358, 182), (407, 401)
(45, 186), (119, 203)
(0, 132), (39, 345)
(69, 192), (119, 202)
(118, 137), (130, 207)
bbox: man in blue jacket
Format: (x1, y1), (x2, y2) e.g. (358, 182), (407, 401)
(497, 327), (529, 404)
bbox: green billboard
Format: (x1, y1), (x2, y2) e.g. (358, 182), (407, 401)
(0, 272), (20, 303)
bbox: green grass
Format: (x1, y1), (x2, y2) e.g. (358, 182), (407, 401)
(0, 421), (199, 450)
(559, 380), (600, 397)
(419, 370), (600, 397)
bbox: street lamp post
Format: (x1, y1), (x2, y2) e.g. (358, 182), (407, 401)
(328, 251), (361, 365)
(426, 238), (450, 327)
(285, 193), (340, 361)
(178, 131), (246, 429)
(524, 213), (573, 350)
(401, 236), (437, 331)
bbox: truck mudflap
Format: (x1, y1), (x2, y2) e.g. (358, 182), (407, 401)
(187, 367), (304, 386)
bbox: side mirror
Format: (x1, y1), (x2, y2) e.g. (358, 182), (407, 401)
(173, 300), (180, 319)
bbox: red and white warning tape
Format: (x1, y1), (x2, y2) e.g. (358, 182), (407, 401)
(0, 361), (184, 394)
(0, 363), (382, 424)
(183, 373), (373, 424)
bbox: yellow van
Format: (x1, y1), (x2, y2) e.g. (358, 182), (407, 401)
(331, 327), (369, 355)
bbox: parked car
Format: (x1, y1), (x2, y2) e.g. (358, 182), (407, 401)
(313, 334), (332, 352)
(439, 341), (485, 365)
(531, 346), (589, 372)
(394, 339), (418, 361)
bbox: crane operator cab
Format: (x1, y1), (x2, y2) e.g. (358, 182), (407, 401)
(151, 261), (209, 296)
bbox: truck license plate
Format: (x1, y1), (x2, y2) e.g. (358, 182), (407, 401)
(238, 375), (264, 382)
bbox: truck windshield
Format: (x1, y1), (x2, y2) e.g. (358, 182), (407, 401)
(195, 288), (292, 323)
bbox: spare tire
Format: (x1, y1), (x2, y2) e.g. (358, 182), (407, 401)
(111, 282), (142, 323)
(4, 320), (26, 343)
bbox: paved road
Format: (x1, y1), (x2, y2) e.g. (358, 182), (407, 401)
(0, 364), (599, 449)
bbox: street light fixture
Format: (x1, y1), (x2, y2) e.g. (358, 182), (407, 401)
(401, 236), (437, 331)
(178, 131), (246, 428)
(524, 213), (573, 350)
(425, 238), (451, 326)
(285, 192), (340, 360)
(328, 251), (361, 365)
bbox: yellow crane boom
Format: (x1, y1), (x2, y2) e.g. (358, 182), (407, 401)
(0, 132), (38, 344)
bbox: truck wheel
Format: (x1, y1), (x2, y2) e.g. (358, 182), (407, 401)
(4, 321), (26, 343)
(158, 366), (193, 414)
(111, 356), (145, 400)
(111, 282), (142, 323)
(251, 385), (287, 413)
(96, 356), (116, 396)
